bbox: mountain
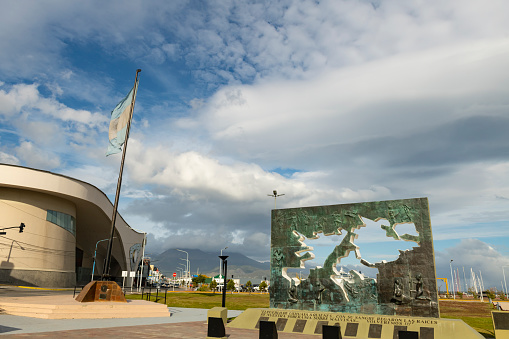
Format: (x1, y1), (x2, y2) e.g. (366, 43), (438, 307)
(151, 248), (270, 283)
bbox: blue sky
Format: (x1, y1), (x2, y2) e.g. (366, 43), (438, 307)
(1, 0), (509, 289)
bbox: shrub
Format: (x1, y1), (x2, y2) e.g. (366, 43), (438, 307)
(210, 280), (218, 293)
(197, 284), (210, 292)
(227, 279), (236, 293)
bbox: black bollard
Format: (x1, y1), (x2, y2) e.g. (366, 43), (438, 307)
(322, 324), (342, 339)
(207, 317), (226, 338)
(259, 320), (278, 339)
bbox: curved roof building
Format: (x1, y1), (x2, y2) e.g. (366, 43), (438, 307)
(0, 164), (145, 287)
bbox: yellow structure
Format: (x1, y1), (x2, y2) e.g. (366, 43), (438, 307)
(0, 164), (144, 287)
(437, 278), (449, 296)
(229, 308), (484, 338)
(492, 311), (509, 339)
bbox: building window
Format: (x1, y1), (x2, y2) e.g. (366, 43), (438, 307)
(46, 210), (76, 236)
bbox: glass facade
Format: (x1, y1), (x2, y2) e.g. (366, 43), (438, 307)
(46, 210), (76, 236)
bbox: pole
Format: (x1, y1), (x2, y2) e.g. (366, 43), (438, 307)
(103, 69), (141, 280)
(456, 268), (461, 293)
(220, 247), (227, 279)
(176, 249), (189, 284)
(463, 267), (467, 293)
(138, 234), (146, 292)
(449, 260), (455, 299)
(471, 268), (478, 296)
(91, 238), (115, 281)
(222, 259), (227, 307)
(479, 271), (485, 302)
(503, 266), (508, 299)
(219, 255), (229, 307)
(268, 190), (285, 209)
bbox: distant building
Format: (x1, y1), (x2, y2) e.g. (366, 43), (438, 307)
(0, 164), (145, 287)
(212, 275), (240, 291)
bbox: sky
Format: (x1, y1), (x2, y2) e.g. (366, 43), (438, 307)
(0, 0), (509, 290)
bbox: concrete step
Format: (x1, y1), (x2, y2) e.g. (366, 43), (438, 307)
(0, 296), (171, 319)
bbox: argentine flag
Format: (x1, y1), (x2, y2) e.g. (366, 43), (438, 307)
(106, 81), (138, 156)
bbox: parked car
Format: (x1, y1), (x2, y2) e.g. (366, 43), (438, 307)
(239, 285), (253, 292)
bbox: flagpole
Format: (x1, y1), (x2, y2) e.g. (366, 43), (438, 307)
(102, 69), (141, 280)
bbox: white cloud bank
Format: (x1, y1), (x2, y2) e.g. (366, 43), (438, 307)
(435, 239), (509, 290)
(1, 0), (509, 265)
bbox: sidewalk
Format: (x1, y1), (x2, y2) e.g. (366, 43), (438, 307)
(0, 307), (240, 335)
(0, 320), (317, 338)
(0, 286), (318, 338)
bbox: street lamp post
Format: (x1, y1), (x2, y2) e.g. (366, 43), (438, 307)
(176, 249), (189, 279)
(503, 266), (509, 299)
(267, 190), (285, 209)
(219, 247), (228, 279)
(219, 255), (229, 307)
(178, 262), (187, 276)
(449, 260), (455, 299)
(180, 258), (191, 277)
(91, 237), (116, 282)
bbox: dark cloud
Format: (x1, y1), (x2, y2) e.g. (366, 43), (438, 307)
(435, 239), (509, 290)
(303, 115), (509, 171)
(123, 194), (272, 259)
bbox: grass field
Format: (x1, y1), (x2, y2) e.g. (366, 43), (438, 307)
(126, 291), (270, 310)
(439, 300), (495, 338)
(126, 292), (496, 337)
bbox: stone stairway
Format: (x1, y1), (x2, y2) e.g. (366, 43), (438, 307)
(0, 295), (171, 319)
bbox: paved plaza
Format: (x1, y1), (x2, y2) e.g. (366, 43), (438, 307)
(0, 286), (317, 338)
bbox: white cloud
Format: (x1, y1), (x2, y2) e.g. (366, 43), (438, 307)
(192, 39), (509, 165)
(435, 239), (509, 289)
(123, 138), (391, 207)
(1, 0), (509, 264)
(15, 141), (60, 169)
(0, 83), (108, 127)
(0, 83), (39, 117)
(0, 151), (20, 165)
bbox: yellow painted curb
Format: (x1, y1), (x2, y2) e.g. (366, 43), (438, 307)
(16, 286), (71, 291)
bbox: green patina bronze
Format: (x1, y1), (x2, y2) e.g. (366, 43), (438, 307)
(269, 197), (439, 318)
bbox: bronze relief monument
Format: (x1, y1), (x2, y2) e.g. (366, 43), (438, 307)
(269, 197), (439, 318)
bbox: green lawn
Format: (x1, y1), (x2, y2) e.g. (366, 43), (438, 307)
(127, 293), (496, 337)
(439, 300), (496, 338)
(126, 291), (270, 310)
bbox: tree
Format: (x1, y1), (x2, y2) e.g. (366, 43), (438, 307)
(486, 289), (496, 300)
(227, 279), (236, 294)
(192, 274), (207, 286)
(469, 287), (479, 299)
(246, 280), (252, 295)
(259, 280), (268, 293)
(210, 280), (218, 294)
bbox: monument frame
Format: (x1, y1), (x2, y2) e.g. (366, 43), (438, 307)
(269, 197), (439, 318)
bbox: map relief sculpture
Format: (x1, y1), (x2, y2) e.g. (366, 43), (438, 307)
(269, 198), (439, 318)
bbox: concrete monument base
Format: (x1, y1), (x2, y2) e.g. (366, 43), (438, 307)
(492, 311), (509, 339)
(0, 294), (170, 319)
(75, 280), (126, 302)
(228, 308), (483, 338)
